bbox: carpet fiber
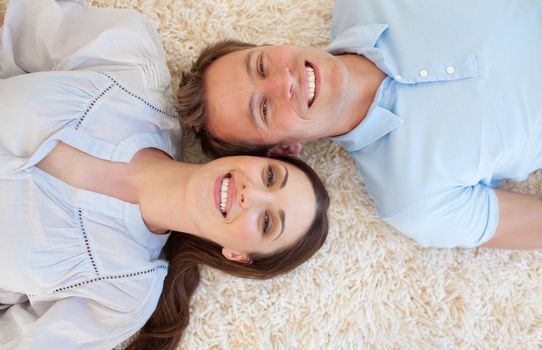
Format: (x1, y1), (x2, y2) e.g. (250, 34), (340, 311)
(3, 1), (542, 349)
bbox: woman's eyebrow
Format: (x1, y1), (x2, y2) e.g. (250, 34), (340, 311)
(273, 209), (285, 241)
(280, 164), (288, 189)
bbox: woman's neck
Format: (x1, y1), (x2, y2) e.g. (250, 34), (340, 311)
(36, 143), (203, 235)
(128, 149), (201, 235)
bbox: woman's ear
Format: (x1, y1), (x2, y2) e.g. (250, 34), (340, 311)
(222, 248), (252, 264)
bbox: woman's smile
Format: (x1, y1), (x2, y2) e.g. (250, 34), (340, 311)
(186, 156), (317, 256)
(215, 172), (236, 218)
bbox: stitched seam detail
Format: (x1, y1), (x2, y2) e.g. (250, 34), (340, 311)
(78, 208), (99, 276)
(51, 265), (168, 293)
(75, 83), (115, 130)
(98, 72), (177, 119)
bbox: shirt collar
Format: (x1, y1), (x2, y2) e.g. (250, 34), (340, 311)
(327, 25), (401, 152)
(327, 24), (391, 76)
(327, 24), (388, 57)
(331, 103), (403, 152)
(125, 203), (170, 250)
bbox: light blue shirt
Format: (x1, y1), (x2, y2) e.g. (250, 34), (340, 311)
(0, 1), (180, 349)
(329, 0), (542, 248)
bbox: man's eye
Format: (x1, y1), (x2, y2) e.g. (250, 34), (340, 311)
(266, 165), (276, 186)
(258, 56), (265, 76)
(263, 211), (272, 234)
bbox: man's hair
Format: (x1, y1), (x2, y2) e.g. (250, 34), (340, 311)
(178, 40), (274, 157)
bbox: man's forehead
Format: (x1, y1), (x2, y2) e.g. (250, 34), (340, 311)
(205, 55), (264, 141)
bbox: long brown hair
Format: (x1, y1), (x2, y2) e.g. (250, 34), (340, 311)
(178, 39), (275, 157)
(126, 155), (329, 350)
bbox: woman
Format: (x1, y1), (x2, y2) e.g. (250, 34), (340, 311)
(0, 1), (330, 349)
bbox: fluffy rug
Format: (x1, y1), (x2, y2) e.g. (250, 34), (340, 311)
(3, 1), (542, 349)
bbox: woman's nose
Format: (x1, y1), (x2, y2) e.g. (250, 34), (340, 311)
(239, 183), (270, 209)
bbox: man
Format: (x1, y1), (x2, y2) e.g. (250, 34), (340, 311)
(178, 0), (542, 249)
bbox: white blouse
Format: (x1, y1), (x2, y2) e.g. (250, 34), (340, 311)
(0, 1), (181, 349)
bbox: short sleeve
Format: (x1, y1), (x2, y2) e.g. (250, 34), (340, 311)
(384, 184), (499, 248)
(0, 0), (170, 89)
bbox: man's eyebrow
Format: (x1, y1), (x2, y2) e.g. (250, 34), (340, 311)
(273, 209), (285, 241)
(245, 50), (254, 78)
(245, 50), (260, 129)
(248, 94), (258, 129)
(280, 164), (288, 189)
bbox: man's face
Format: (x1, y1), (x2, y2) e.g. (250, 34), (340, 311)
(204, 45), (352, 147)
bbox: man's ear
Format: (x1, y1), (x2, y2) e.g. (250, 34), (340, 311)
(222, 248), (252, 264)
(266, 143), (303, 156)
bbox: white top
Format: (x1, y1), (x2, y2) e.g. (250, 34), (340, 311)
(0, 1), (181, 349)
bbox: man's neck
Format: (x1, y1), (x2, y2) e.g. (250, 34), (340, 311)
(333, 53), (386, 136)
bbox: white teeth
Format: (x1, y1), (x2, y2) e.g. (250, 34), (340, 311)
(306, 66), (315, 106)
(220, 177), (230, 214)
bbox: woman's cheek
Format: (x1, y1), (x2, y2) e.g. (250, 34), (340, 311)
(239, 227), (254, 243)
(235, 221), (258, 243)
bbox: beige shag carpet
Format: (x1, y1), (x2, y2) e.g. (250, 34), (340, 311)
(3, 1), (542, 349)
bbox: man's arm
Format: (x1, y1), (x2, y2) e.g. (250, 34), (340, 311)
(1, 14), (4, 27)
(482, 189), (542, 249)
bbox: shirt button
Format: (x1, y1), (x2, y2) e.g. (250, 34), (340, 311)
(419, 70), (428, 78)
(446, 66), (455, 74)
(394, 74), (402, 81)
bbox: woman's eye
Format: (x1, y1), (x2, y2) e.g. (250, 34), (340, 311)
(261, 99), (268, 119)
(263, 211), (272, 234)
(266, 166), (276, 186)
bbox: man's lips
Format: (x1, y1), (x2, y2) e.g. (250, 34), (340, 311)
(309, 61), (319, 107)
(301, 63), (309, 107)
(303, 61), (319, 109)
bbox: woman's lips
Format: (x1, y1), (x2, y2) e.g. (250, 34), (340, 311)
(214, 174), (226, 215)
(225, 174), (235, 216)
(214, 173), (235, 218)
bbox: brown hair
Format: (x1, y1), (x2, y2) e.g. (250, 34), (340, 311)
(178, 39), (274, 157)
(126, 155), (329, 350)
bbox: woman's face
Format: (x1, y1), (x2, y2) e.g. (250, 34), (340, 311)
(185, 156), (317, 261)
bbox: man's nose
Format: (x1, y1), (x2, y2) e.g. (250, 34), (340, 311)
(265, 67), (294, 101)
